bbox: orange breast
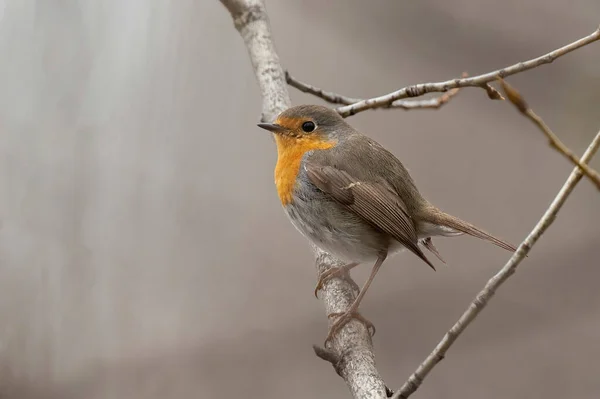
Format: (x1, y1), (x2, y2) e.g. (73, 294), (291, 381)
(274, 135), (335, 205)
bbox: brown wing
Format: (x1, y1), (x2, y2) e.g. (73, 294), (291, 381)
(305, 162), (434, 269)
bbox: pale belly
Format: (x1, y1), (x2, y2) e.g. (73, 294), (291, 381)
(283, 195), (406, 263)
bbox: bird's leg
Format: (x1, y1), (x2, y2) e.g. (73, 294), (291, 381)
(314, 262), (360, 298)
(324, 253), (387, 346)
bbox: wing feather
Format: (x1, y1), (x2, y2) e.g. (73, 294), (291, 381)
(305, 162), (434, 269)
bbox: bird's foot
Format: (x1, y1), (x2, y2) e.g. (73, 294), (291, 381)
(314, 263), (359, 298)
(324, 310), (375, 346)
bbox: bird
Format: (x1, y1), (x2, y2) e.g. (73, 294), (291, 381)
(257, 104), (516, 345)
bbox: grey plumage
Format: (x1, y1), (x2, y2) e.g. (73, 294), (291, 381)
(258, 104), (516, 344)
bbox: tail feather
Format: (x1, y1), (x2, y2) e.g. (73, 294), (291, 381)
(419, 206), (517, 252)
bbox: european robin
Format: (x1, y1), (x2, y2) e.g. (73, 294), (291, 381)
(257, 104), (516, 345)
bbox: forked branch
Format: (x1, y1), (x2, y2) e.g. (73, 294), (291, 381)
(336, 27), (600, 116)
(286, 71), (464, 111)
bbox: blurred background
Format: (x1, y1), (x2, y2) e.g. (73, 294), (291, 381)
(0, 0), (599, 398)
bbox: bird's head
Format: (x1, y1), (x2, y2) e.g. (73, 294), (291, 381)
(257, 105), (348, 145)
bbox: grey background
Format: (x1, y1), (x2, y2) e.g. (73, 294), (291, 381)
(0, 0), (599, 398)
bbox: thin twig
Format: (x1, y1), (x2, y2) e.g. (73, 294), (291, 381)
(286, 71), (464, 112)
(390, 86), (462, 110)
(499, 79), (600, 190)
(392, 130), (600, 399)
(286, 71), (360, 105)
(337, 26), (600, 117)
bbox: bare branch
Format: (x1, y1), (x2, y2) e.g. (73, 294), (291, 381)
(392, 86), (461, 110)
(220, 0), (290, 122)
(286, 71), (464, 112)
(499, 79), (600, 190)
(286, 71), (361, 105)
(392, 130), (600, 399)
(337, 27), (600, 117)
(313, 249), (387, 399)
(220, 1), (386, 398)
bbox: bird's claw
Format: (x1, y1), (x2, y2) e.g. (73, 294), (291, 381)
(324, 310), (376, 346)
(314, 264), (359, 298)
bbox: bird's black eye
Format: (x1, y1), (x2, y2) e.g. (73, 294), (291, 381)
(301, 121), (316, 132)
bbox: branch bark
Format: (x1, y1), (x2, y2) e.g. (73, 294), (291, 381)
(336, 26), (600, 117)
(220, 0), (290, 122)
(286, 71), (463, 110)
(219, 1), (386, 398)
(391, 129), (600, 399)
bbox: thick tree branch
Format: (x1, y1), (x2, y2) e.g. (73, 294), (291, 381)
(391, 129), (600, 399)
(220, 0), (290, 121)
(286, 71), (464, 111)
(313, 250), (387, 399)
(499, 79), (600, 190)
(337, 26), (600, 117)
(220, 1), (386, 398)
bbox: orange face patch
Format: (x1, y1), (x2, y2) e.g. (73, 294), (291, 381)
(276, 116), (299, 127)
(274, 134), (335, 205)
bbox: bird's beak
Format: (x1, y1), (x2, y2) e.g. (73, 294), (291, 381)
(257, 123), (286, 134)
